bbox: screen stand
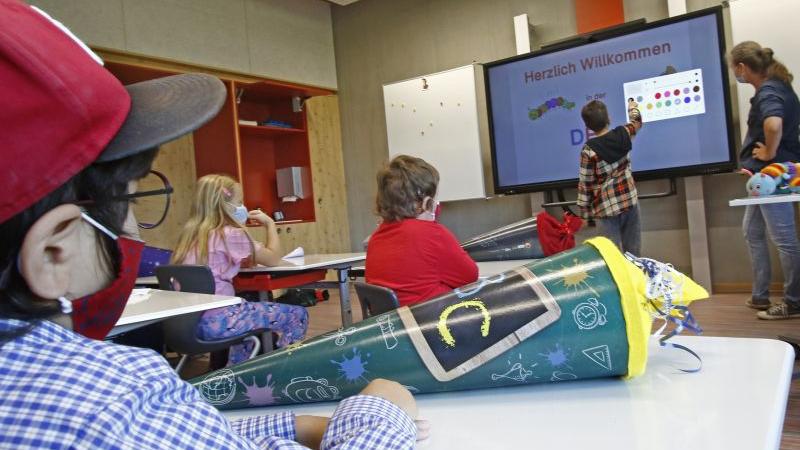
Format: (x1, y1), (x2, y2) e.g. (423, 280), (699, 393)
(513, 13), (545, 217)
(685, 176), (712, 292)
(666, 0), (712, 293)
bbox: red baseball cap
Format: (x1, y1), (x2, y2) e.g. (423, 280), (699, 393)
(0, 0), (225, 224)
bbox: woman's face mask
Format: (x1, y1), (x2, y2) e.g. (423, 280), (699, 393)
(66, 211), (144, 340)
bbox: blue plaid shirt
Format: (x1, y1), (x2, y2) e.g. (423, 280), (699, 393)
(0, 319), (417, 449)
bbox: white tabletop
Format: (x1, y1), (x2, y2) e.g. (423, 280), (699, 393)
(476, 259), (535, 278)
(350, 259), (536, 279)
(729, 193), (800, 206)
(110, 289), (241, 336)
(222, 336), (793, 450)
(136, 275), (158, 286)
(239, 252), (366, 273)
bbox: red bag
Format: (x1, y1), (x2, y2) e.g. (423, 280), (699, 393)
(536, 211), (583, 256)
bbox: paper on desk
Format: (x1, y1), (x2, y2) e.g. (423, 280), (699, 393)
(284, 246), (304, 259)
(127, 288), (152, 305)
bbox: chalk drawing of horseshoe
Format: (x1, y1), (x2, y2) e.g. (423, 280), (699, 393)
(437, 299), (491, 348)
(454, 273), (505, 299)
(376, 314), (398, 349)
(283, 376), (340, 403)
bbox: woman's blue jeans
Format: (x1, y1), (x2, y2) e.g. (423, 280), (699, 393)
(743, 203), (800, 305)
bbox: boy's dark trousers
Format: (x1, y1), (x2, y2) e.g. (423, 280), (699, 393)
(596, 204), (641, 256)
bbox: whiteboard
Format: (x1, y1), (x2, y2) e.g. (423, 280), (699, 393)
(383, 65), (486, 202)
(729, 0), (800, 143)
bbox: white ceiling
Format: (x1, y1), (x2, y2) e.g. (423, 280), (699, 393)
(326, 0), (361, 5)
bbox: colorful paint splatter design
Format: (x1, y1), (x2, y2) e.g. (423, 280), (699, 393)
(331, 348), (370, 383)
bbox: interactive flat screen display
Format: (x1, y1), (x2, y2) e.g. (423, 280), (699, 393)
(485, 8), (735, 193)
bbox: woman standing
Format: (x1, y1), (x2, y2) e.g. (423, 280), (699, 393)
(731, 41), (800, 319)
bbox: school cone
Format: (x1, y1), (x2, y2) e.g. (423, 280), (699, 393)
(192, 237), (707, 410)
(460, 212), (582, 261)
(460, 216), (542, 261)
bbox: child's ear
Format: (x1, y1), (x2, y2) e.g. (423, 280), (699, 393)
(18, 204), (83, 299)
(421, 196), (434, 211)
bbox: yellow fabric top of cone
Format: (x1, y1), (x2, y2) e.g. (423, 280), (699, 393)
(585, 237), (709, 379)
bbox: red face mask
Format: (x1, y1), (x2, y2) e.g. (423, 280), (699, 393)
(69, 212), (144, 340)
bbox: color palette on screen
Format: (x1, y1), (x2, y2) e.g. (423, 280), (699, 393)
(622, 68), (706, 123)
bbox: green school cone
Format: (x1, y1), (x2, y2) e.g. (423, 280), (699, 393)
(192, 237), (707, 410)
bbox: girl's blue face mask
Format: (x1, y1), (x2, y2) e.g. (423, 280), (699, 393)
(229, 203), (248, 224)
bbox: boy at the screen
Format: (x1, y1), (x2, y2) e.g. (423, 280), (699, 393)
(577, 99), (643, 255)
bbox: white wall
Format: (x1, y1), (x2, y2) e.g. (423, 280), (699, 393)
(27, 0), (338, 89)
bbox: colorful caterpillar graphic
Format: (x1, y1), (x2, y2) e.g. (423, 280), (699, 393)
(743, 162), (800, 196)
(528, 96), (576, 121)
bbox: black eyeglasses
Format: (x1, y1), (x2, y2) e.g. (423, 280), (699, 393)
(76, 170), (174, 229)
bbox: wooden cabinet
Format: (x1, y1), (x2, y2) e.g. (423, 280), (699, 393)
(98, 48), (351, 253)
(187, 78), (330, 224)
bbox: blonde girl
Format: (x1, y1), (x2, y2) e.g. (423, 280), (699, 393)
(173, 174), (307, 364)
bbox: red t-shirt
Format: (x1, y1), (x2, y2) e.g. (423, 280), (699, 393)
(365, 219), (479, 307)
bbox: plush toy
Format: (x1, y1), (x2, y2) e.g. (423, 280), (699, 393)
(742, 162), (800, 196)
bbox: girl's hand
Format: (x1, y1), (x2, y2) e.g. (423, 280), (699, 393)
(248, 209), (274, 226)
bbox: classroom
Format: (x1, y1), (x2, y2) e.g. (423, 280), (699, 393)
(1, 0), (799, 448)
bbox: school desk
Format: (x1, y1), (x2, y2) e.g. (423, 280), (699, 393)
(221, 336), (793, 450)
(108, 289), (241, 337)
(475, 259), (537, 277)
(236, 253), (366, 327)
(136, 253), (366, 327)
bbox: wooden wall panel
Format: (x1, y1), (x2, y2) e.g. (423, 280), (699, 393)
(249, 95), (351, 254)
(139, 134), (197, 250)
(304, 95), (351, 253)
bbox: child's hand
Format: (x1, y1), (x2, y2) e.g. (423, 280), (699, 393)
(416, 419), (431, 441)
(248, 209), (274, 226)
(627, 100), (642, 123)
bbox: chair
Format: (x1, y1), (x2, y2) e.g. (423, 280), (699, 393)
(353, 281), (400, 319)
(155, 265), (265, 374)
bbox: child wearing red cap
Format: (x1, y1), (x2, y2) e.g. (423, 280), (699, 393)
(0, 1), (421, 448)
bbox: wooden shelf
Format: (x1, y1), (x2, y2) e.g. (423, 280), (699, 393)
(239, 124), (306, 137)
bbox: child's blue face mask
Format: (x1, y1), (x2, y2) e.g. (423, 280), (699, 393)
(228, 203), (248, 224)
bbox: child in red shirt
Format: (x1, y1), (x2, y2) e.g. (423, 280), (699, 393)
(365, 155), (478, 307)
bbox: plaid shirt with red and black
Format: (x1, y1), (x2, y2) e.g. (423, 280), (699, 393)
(577, 145), (638, 219)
